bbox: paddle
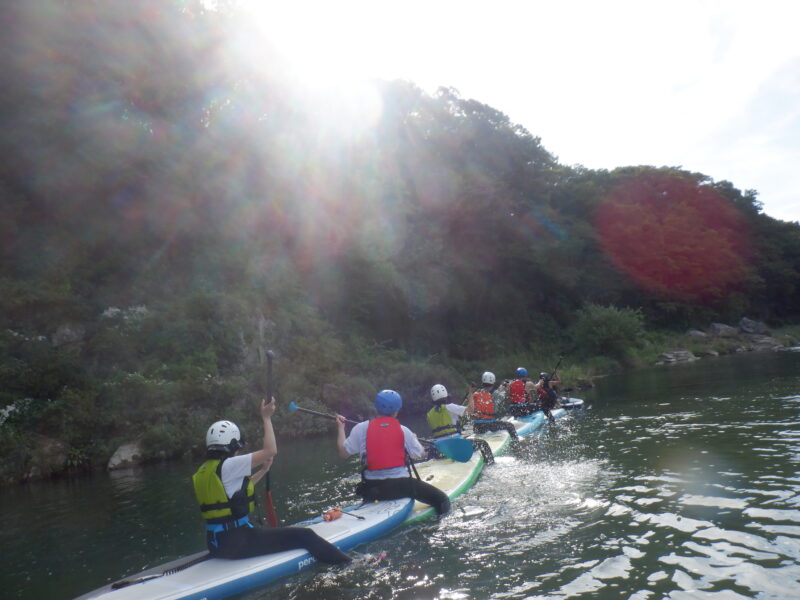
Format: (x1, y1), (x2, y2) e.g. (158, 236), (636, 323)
(263, 349), (279, 527)
(286, 402), (474, 463)
(111, 552), (210, 589)
(549, 355), (563, 379)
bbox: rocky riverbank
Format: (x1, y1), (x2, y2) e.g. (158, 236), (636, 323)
(656, 317), (788, 365)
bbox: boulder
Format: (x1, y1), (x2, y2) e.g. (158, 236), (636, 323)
(686, 329), (707, 337)
(695, 349), (719, 357)
(108, 441), (143, 470)
(744, 335), (784, 352)
(709, 323), (738, 337)
(658, 350), (698, 364)
(739, 317), (770, 335)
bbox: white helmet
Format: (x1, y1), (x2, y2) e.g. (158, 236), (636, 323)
(430, 384), (448, 402)
(481, 371), (496, 385)
(206, 420), (243, 452)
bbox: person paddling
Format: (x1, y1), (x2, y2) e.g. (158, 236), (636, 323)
(426, 383), (473, 439)
(534, 372), (561, 423)
(506, 367), (537, 417)
(426, 384), (494, 465)
(336, 390), (451, 516)
(471, 371), (519, 440)
(193, 397), (350, 564)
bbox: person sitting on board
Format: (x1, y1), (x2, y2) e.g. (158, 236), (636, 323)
(534, 372), (561, 423)
(193, 397), (351, 564)
(471, 371), (519, 440)
(426, 383), (493, 465)
(426, 383), (472, 440)
(506, 367), (538, 417)
(336, 389), (451, 516)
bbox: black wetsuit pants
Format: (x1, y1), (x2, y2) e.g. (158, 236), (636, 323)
(472, 420), (519, 440)
(210, 525), (351, 563)
(356, 476), (451, 515)
(507, 403), (538, 418)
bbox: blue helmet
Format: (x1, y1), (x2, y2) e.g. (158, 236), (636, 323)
(375, 389), (403, 415)
(516, 367), (527, 377)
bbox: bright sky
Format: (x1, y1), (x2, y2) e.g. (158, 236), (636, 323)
(238, 0), (800, 222)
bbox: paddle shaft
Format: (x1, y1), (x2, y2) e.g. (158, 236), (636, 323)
(111, 553), (210, 589)
(264, 350), (279, 527)
(550, 356), (563, 379)
(290, 404), (443, 447)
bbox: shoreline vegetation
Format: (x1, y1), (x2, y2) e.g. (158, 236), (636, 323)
(1, 314), (797, 486)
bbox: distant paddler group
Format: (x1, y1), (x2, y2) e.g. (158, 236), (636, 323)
(84, 354), (578, 600)
(192, 360), (567, 566)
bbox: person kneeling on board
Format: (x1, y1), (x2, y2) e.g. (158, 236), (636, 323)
(193, 397), (351, 564)
(427, 383), (494, 465)
(336, 390), (451, 516)
(506, 367), (538, 417)
(534, 372), (561, 424)
(471, 371), (519, 440)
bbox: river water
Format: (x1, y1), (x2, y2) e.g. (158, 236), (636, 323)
(2, 350), (799, 600)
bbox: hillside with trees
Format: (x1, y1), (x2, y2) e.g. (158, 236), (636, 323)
(1, 1), (799, 482)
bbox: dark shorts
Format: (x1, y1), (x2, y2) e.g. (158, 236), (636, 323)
(356, 476), (451, 515)
(210, 525), (350, 564)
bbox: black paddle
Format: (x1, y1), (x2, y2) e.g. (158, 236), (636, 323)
(263, 349), (279, 527)
(111, 552), (210, 589)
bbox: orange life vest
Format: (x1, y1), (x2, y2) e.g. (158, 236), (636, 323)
(508, 379), (528, 404)
(473, 390), (495, 420)
(366, 416), (406, 471)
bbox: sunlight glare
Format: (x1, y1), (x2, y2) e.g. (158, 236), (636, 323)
(230, 2), (385, 135)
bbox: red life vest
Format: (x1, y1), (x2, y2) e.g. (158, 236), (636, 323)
(366, 416), (406, 471)
(508, 379), (528, 404)
(473, 390), (494, 420)
(537, 385), (549, 401)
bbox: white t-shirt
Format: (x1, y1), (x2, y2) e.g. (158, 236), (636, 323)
(219, 453), (253, 498)
(343, 419), (425, 480)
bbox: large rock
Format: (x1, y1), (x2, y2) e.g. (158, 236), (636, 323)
(745, 335), (784, 351)
(695, 349), (719, 357)
(108, 441), (143, 470)
(686, 329), (707, 337)
(709, 323), (738, 337)
(739, 317), (770, 335)
(658, 350), (698, 364)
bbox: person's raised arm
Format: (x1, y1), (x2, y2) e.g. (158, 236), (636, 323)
(250, 397), (277, 472)
(336, 415), (350, 459)
(465, 386), (475, 415)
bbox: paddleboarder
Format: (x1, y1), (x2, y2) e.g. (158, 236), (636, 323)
(535, 372), (561, 423)
(336, 389), (451, 516)
(193, 397), (351, 564)
(427, 383), (495, 464)
(506, 367), (537, 417)
(426, 383), (473, 439)
(471, 371), (519, 439)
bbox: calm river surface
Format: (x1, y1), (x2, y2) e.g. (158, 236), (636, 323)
(2, 350), (800, 600)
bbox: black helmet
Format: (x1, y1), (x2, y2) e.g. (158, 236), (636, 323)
(539, 372), (548, 380)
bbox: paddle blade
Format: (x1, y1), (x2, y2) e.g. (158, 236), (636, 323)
(435, 437), (474, 462)
(287, 401), (299, 413)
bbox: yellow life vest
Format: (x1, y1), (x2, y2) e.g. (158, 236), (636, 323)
(426, 404), (457, 438)
(192, 458), (255, 524)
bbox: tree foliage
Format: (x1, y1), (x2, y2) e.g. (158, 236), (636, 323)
(0, 1), (798, 481)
